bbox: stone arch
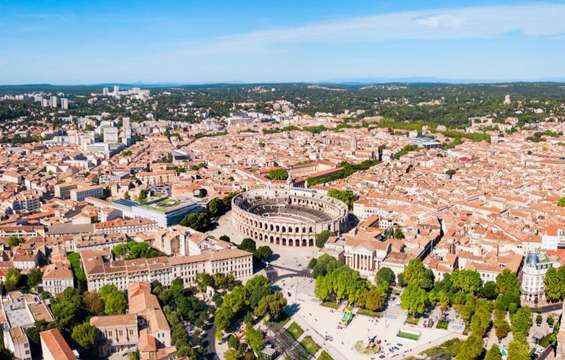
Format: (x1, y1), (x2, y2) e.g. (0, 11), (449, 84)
(295, 239), (300, 247)
(282, 226), (286, 233)
(309, 238), (314, 246)
(282, 238), (287, 246)
(302, 239), (307, 247)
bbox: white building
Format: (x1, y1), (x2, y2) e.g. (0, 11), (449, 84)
(42, 264), (74, 296)
(542, 225), (565, 250)
(520, 252), (558, 303)
(60, 98), (69, 110)
(103, 126), (119, 144)
(3, 327), (31, 360)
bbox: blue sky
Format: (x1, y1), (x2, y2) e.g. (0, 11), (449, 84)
(1, 0), (565, 84)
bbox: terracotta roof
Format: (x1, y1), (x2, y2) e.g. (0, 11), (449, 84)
(40, 329), (77, 360)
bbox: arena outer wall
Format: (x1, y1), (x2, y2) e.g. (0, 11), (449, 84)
(231, 187), (349, 248)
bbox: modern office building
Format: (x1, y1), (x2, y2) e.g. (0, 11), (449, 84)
(110, 198), (203, 228)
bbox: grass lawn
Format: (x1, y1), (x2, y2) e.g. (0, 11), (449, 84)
(405, 315), (419, 325)
(317, 351), (335, 360)
(321, 301), (338, 309)
(421, 338), (463, 357)
(436, 320), (449, 329)
(397, 330), (420, 341)
(286, 322), (304, 340)
(301, 336), (321, 356)
(357, 308), (380, 318)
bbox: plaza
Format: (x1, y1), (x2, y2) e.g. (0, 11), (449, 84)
(274, 275), (463, 360)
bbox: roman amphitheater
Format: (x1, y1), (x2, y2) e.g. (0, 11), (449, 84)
(231, 188), (349, 248)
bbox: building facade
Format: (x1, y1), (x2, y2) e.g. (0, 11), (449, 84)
(231, 188), (348, 248)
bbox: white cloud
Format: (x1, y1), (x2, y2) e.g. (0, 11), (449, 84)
(189, 3), (565, 54)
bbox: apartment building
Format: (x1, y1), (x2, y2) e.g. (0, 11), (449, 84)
(137, 170), (177, 186)
(81, 246), (252, 292)
(42, 264), (74, 296)
(94, 217), (159, 235)
(70, 185), (104, 202)
(2, 191), (41, 214)
(54, 183), (78, 199)
(3, 327), (31, 360)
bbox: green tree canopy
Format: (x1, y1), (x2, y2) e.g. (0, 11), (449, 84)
(451, 269), (482, 294)
(4, 268), (21, 292)
(400, 284), (428, 315)
(327, 189), (356, 208)
(180, 211), (211, 231)
(485, 344), (502, 360)
(376, 267), (395, 287)
(239, 238), (257, 253)
(315, 230), (332, 248)
(544, 266), (565, 301)
(71, 322), (96, 350)
(26, 268), (43, 288)
(265, 168), (288, 181)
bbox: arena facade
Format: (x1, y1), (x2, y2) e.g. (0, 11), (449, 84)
(232, 187), (349, 247)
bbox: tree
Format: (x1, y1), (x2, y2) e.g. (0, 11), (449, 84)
(365, 287), (384, 312)
(544, 266), (565, 301)
(558, 197), (565, 207)
(6, 236), (21, 248)
(239, 238), (257, 253)
(495, 269), (521, 311)
(4, 268), (21, 291)
(315, 230), (332, 248)
(451, 269), (482, 294)
(254, 292), (287, 320)
(511, 307), (532, 340)
(27, 268), (43, 288)
(99, 285), (127, 315)
(485, 344), (502, 360)
(207, 198), (226, 217)
(403, 259), (433, 289)
(52, 301), (78, 330)
(244, 324), (265, 355)
(495, 319), (510, 340)
(265, 168), (288, 181)
(376, 267), (395, 287)
(327, 189), (356, 208)
(137, 188), (148, 202)
(71, 322), (96, 350)
(391, 227), (405, 239)
(82, 292), (104, 315)
(480, 281), (498, 300)
(196, 273), (214, 292)
(535, 313), (543, 326)
(255, 246), (273, 261)
(180, 212), (211, 231)
(455, 334), (484, 360)
(496, 269), (519, 295)
(400, 284), (428, 315)
(507, 339), (529, 360)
